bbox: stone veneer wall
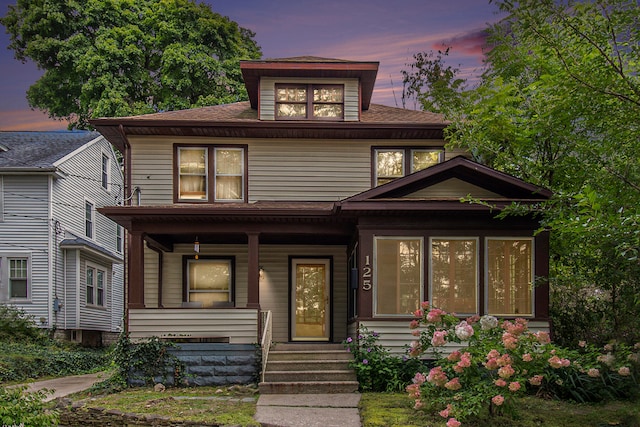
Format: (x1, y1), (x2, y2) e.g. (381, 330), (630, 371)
(170, 343), (258, 386)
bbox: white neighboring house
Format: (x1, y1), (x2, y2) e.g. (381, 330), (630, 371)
(0, 131), (124, 345)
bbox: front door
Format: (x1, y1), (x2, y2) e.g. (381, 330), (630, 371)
(291, 258), (331, 341)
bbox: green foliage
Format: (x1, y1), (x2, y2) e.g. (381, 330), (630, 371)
(0, 305), (47, 343)
(0, 0), (262, 129)
(406, 303), (640, 425)
(0, 341), (108, 382)
(403, 0), (640, 346)
(0, 385), (59, 426)
(98, 330), (184, 391)
(343, 327), (425, 392)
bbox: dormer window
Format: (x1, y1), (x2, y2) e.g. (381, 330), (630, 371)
(275, 84), (344, 120)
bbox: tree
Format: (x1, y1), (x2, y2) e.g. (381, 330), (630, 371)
(403, 0), (640, 345)
(1, 0), (262, 129)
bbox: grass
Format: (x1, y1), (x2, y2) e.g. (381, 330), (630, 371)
(62, 387), (640, 427)
(359, 393), (640, 427)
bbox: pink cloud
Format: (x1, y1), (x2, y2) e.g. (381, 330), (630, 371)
(0, 109), (69, 131)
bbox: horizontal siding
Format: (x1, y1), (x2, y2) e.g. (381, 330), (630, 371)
(78, 253), (115, 331)
(128, 308), (259, 344)
(259, 77), (359, 121)
(129, 136), (449, 205)
(0, 175), (50, 322)
(359, 320), (550, 356)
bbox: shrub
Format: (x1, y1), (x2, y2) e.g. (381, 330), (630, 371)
(0, 305), (46, 343)
(343, 326), (425, 392)
(0, 385), (59, 426)
(406, 302), (640, 426)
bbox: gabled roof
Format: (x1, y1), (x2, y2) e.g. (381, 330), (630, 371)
(59, 232), (123, 263)
(340, 156), (551, 211)
(0, 131), (101, 171)
(91, 102), (447, 153)
(240, 56), (380, 110)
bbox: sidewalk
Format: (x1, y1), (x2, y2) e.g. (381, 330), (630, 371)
(17, 372), (106, 402)
(254, 393), (362, 427)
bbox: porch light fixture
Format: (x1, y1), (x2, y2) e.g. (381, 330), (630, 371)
(194, 236), (200, 260)
(259, 266), (264, 279)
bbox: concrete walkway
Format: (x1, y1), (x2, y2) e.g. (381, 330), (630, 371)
(255, 393), (362, 427)
(17, 372), (106, 402)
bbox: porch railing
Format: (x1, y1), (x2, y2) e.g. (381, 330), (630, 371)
(260, 310), (273, 382)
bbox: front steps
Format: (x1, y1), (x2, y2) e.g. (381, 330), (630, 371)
(259, 343), (359, 394)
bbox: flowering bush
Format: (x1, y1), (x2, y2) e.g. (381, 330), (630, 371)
(343, 326), (424, 392)
(407, 302), (640, 426)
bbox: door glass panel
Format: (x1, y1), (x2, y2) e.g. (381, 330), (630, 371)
(292, 260), (330, 341)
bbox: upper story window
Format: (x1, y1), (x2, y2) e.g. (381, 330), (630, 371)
(85, 200), (94, 239)
(175, 145), (246, 203)
(275, 84), (344, 120)
(374, 148), (443, 186)
(101, 152), (110, 191)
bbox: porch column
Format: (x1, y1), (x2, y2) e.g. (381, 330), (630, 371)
(128, 231), (145, 309)
(246, 232), (260, 309)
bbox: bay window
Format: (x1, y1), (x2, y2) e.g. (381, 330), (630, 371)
(175, 145), (246, 202)
(374, 237), (423, 316)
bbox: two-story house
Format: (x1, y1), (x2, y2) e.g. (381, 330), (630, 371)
(91, 56), (551, 387)
(0, 131), (124, 346)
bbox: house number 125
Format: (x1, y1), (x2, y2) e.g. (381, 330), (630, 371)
(362, 255), (372, 291)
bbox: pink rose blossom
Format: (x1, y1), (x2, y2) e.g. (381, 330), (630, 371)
(427, 366), (448, 387)
(503, 319), (527, 336)
(487, 349), (501, 360)
(522, 353), (533, 362)
(508, 381), (521, 392)
(427, 308), (446, 323)
(498, 365), (515, 379)
(485, 357), (499, 370)
(492, 395), (505, 406)
(406, 383), (421, 398)
(458, 352), (472, 368)
(447, 351), (461, 362)
(536, 331), (551, 344)
(421, 301), (430, 309)
(587, 368), (600, 378)
(618, 366), (631, 376)
(412, 372), (426, 385)
(445, 378), (462, 391)
(604, 343), (614, 352)
(447, 418), (461, 427)
(413, 309), (423, 318)
(409, 320), (420, 329)
(431, 330), (448, 347)
(408, 340), (421, 357)
(411, 329), (420, 336)
(502, 332), (518, 350)
(529, 375), (544, 386)
(497, 354), (512, 367)
(548, 356), (571, 369)
(494, 378), (507, 387)
(455, 320), (475, 340)
(578, 340), (587, 348)
(466, 315), (480, 325)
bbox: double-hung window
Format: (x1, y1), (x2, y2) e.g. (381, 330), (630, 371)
(101, 152), (110, 191)
(430, 238), (478, 315)
(176, 146), (246, 202)
(185, 257), (234, 307)
(86, 264), (106, 307)
(275, 84), (344, 120)
(9, 258), (28, 299)
(374, 148), (443, 186)
(374, 237), (423, 316)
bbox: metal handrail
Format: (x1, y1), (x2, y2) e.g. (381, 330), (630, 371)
(260, 310), (272, 382)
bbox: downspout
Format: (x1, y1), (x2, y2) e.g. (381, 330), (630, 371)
(47, 175), (53, 330)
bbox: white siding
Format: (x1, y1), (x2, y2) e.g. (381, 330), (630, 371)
(259, 77), (360, 121)
(129, 136), (449, 205)
(128, 308), (259, 344)
(0, 175), (50, 323)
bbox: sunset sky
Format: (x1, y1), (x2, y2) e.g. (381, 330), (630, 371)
(0, 0), (504, 131)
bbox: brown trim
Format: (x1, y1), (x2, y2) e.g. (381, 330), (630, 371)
(128, 231), (145, 309)
(246, 232), (260, 309)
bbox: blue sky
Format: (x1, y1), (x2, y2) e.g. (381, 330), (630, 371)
(0, 0), (503, 130)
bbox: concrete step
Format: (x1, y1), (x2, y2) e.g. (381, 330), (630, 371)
(268, 350), (353, 361)
(258, 381), (359, 394)
(271, 343), (346, 351)
(266, 359), (352, 371)
(263, 370), (357, 383)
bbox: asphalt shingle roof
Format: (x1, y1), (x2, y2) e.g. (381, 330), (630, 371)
(0, 131), (101, 169)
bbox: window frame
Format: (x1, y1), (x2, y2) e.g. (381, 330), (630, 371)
(174, 145), (248, 203)
(484, 237), (535, 317)
(8, 256), (30, 300)
(182, 255), (236, 307)
(84, 199), (95, 239)
(372, 147), (444, 186)
(428, 236), (479, 316)
(86, 263), (107, 308)
(101, 151), (111, 192)
(275, 84), (344, 121)
(373, 236), (424, 317)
